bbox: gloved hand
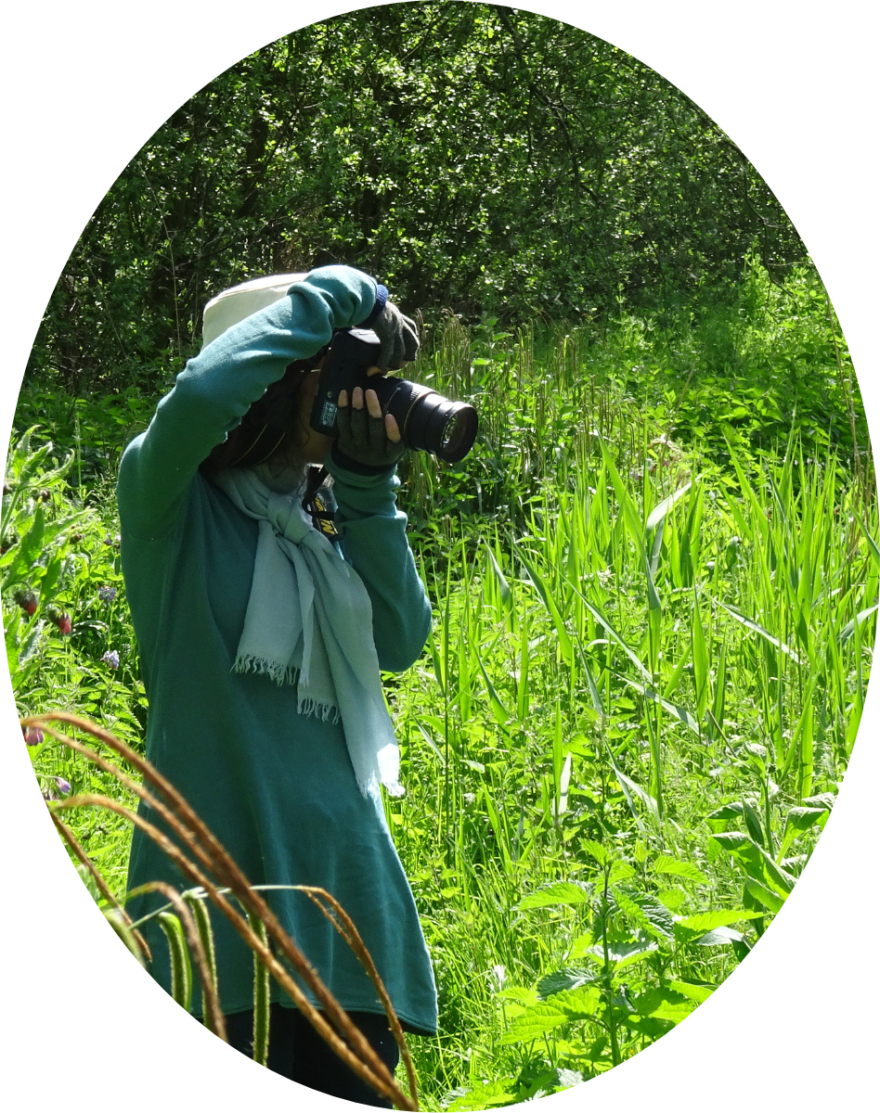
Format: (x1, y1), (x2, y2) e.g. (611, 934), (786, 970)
(361, 286), (419, 370)
(334, 381), (406, 471)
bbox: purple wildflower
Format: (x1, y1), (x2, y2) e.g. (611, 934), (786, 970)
(23, 726), (44, 747)
(55, 776), (71, 795)
(97, 586), (117, 603)
(102, 650), (120, 670)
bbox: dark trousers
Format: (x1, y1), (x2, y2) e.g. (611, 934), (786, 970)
(224, 1003), (400, 1107)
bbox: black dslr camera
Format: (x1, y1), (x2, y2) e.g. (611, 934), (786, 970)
(309, 329), (478, 464)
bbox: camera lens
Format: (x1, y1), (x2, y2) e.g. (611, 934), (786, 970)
(370, 378), (478, 463)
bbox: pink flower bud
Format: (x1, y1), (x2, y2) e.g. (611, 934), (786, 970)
(14, 588), (38, 615)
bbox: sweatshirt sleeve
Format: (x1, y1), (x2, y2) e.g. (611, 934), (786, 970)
(117, 267), (377, 539)
(326, 458), (432, 674)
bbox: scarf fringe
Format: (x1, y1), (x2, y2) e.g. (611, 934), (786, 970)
(234, 654), (341, 725)
(233, 653), (299, 687)
(297, 695), (341, 725)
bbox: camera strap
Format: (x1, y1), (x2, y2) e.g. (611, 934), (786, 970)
(301, 465), (338, 540)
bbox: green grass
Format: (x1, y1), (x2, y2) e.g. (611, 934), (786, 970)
(6, 263), (874, 1108)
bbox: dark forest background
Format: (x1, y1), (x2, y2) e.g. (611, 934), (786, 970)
(27, 2), (806, 396)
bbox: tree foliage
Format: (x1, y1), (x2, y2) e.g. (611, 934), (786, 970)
(29, 2), (807, 392)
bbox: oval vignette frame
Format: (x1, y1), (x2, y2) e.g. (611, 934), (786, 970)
(13, 8), (867, 1095)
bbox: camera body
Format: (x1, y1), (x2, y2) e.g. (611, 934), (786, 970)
(309, 329), (478, 464)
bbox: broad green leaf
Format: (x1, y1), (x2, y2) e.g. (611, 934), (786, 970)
(17, 502), (46, 570)
(651, 855), (709, 884)
(585, 934), (658, 967)
(673, 909), (762, 945)
(497, 986), (539, 1007)
(626, 1014), (676, 1038)
(709, 832), (796, 896)
(517, 881), (592, 910)
(500, 1002), (569, 1044)
(608, 861), (636, 885)
(568, 933), (595, 960)
(548, 985), (602, 1019)
(668, 980), (715, 1005)
(632, 986), (696, 1023)
(629, 893), (676, 939)
(706, 801), (746, 828)
(781, 806), (827, 840)
(744, 879), (787, 914)
(538, 968), (598, 998)
(447, 1080), (519, 1111)
(802, 792), (835, 812)
(695, 926), (746, 946)
(580, 839), (610, 866)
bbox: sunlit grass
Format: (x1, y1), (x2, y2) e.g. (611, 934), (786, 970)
(8, 275), (874, 1107)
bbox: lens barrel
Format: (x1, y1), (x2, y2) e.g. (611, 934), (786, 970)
(370, 378), (478, 464)
(309, 328), (478, 463)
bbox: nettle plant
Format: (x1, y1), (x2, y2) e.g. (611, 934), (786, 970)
(3, 428), (142, 736)
(3, 428), (90, 687)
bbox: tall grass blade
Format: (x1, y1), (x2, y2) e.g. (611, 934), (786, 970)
(605, 743), (660, 828)
(646, 481), (693, 532)
(475, 648), (510, 727)
(621, 674), (700, 736)
(838, 603), (879, 642)
(483, 540), (513, 614)
(857, 515), (880, 565)
(513, 541), (574, 664)
(691, 592), (710, 723)
(572, 588), (652, 683)
(715, 599), (803, 665)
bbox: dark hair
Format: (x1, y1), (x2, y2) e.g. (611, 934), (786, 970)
(200, 359), (315, 475)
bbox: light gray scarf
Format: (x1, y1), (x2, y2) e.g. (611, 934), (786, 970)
(213, 466), (403, 799)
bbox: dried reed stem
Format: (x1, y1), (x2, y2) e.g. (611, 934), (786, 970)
(27, 713), (415, 1109)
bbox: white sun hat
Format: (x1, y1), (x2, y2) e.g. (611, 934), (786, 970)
(202, 272), (308, 348)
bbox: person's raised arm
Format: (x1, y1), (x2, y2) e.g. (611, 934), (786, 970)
(117, 266), (377, 538)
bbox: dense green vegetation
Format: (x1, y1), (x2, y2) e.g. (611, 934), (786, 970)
(6, 3), (875, 1108)
(28, 2), (804, 395)
(8, 258), (874, 1105)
